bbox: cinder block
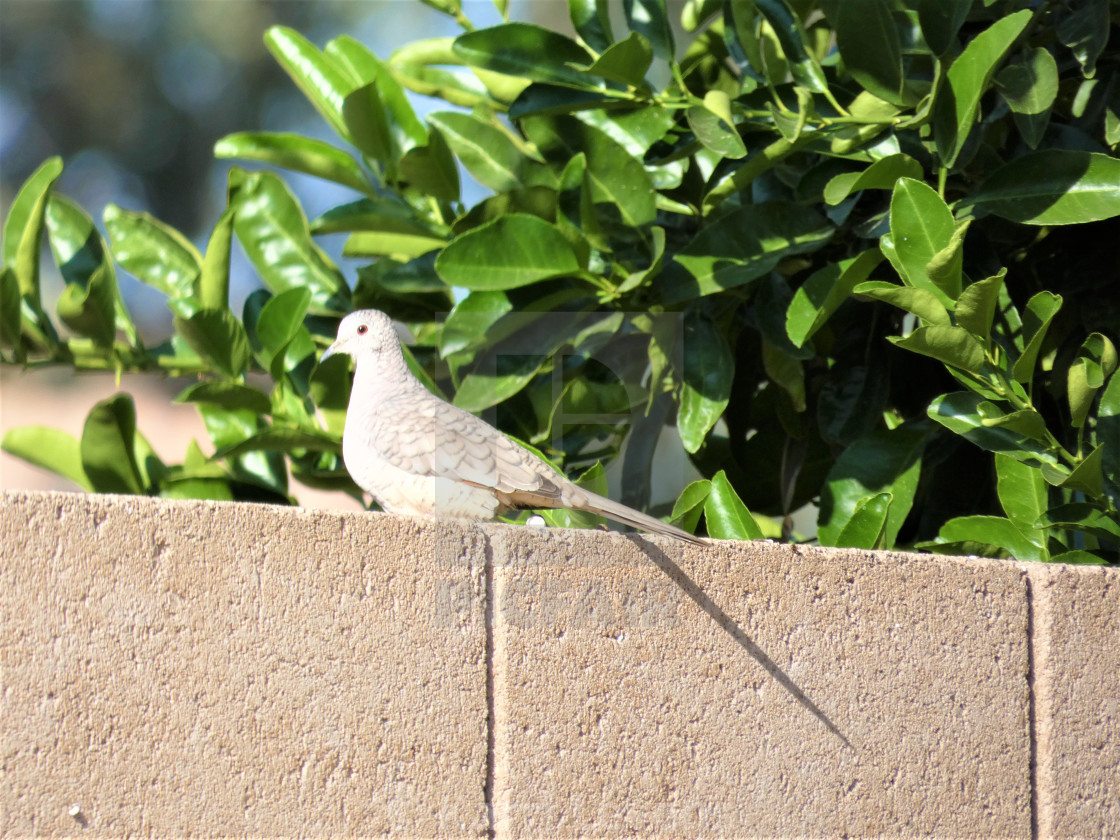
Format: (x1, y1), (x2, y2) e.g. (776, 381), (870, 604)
(1029, 564), (1120, 838)
(485, 527), (1032, 838)
(0, 491), (489, 836)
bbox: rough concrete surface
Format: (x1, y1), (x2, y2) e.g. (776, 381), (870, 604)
(1028, 564), (1120, 839)
(1, 491), (489, 836)
(1, 490), (1118, 838)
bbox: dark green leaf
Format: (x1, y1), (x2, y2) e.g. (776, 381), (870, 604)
(1056, 0), (1108, 78)
(755, 0), (828, 92)
(686, 91), (747, 159)
(1037, 502), (1120, 543)
(175, 381), (272, 415)
(1099, 372), (1120, 505)
(173, 309), (251, 379)
(954, 271), (1005, 344)
(255, 287), (312, 366)
(81, 394), (145, 495)
(1011, 291), (1062, 383)
(824, 0), (905, 105)
(995, 47), (1058, 116)
(214, 426), (341, 459)
(917, 0), (971, 56)
(823, 153), (923, 205)
(786, 249), (882, 347)
(586, 31), (653, 87)
(671, 479), (712, 534)
(452, 23), (593, 87)
(677, 311), (733, 453)
(439, 290), (512, 357)
(568, 0), (614, 52)
(832, 492), (891, 550)
(342, 81), (395, 162)
(398, 127), (461, 201)
(623, 0), (674, 61)
(428, 111), (551, 193)
(1068, 333), (1117, 429)
(928, 392), (1067, 474)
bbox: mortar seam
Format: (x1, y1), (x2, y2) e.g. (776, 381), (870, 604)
(1025, 570), (1038, 840)
(483, 535), (496, 840)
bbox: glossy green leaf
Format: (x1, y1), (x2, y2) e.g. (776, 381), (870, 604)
(687, 92), (747, 159)
(215, 132), (371, 193)
(568, 0), (614, 52)
(342, 81), (395, 162)
(666, 203), (832, 303)
(1099, 371), (1120, 505)
(1011, 291), (1062, 383)
(818, 423), (926, 548)
(264, 26), (352, 142)
(80, 394), (145, 495)
(452, 23), (593, 87)
(586, 31), (653, 87)
(883, 178), (959, 305)
(817, 360), (890, 447)
(255, 287), (312, 366)
(889, 325), (986, 374)
(1049, 550), (1108, 566)
(677, 312), (733, 453)
(0, 268), (19, 351)
(705, 470), (765, 540)
(823, 0), (905, 104)
(1, 426), (91, 490)
(833, 493), (891, 550)
(1038, 502), (1120, 542)
(522, 115), (656, 228)
(1061, 443), (1104, 498)
(917, 0), (971, 56)
(214, 426), (342, 459)
(852, 281), (951, 326)
(175, 381), (272, 415)
(173, 309), (251, 379)
(428, 111), (549, 193)
(1056, 0), (1108, 78)
(965, 151), (1120, 226)
(312, 198), (443, 237)
(823, 154), (923, 205)
(398, 127), (461, 201)
(786, 250), (882, 347)
(928, 392), (1066, 473)
(932, 515), (1047, 562)
(435, 214), (580, 291)
(229, 169), (349, 315)
(508, 84), (622, 119)
(103, 203), (201, 301)
(932, 10), (1032, 167)
(762, 340), (806, 412)
(954, 272), (1005, 343)
(439, 290), (512, 357)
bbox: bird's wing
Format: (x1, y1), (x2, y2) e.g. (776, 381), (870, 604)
(369, 391), (565, 502)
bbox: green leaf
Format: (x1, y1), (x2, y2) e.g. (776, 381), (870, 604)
(103, 203), (201, 301)
(932, 515), (1047, 563)
(705, 470), (765, 540)
(884, 178), (960, 305)
(995, 452), (1048, 538)
(823, 0), (905, 105)
(46, 195), (128, 349)
(852, 281), (951, 326)
(1038, 503), (1120, 543)
(670, 479), (712, 534)
(1099, 372), (1120, 505)
(1056, 0), (1108, 78)
(954, 271), (1005, 344)
(677, 311), (733, 453)
(428, 111), (550, 193)
(175, 381), (272, 415)
(1049, 550), (1108, 566)
(823, 154), (923, 205)
(623, 0), (674, 61)
(214, 426), (341, 459)
(2, 156), (63, 311)
(965, 151), (1120, 226)
(755, 0), (828, 93)
(214, 132), (371, 194)
(1068, 333), (1117, 429)
(264, 26), (353, 142)
(932, 10), (1032, 167)
(917, 0), (971, 56)
(0, 268), (19, 351)
(833, 492), (891, 550)
(928, 392), (1066, 474)
(1, 426), (91, 490)
(666, 203), (833, 303)
(435, 214), (580, 291)
(1062, 444), (1104, 498)
(312, 197), (444, 237)
(586, 31), (653, 87)
(439, 290), (512, 357)
(568, 0), (613, 52)
(995, 47), (1058, 116)
(687, 92), (747, 159)
(761, 339), (806, 412)
(890, 325), (986, 374)
(229, 169), (349, 315)
(173, 309), (251, 379)
(80, 394), (145, 495)
(398, 127), (461, 201)
(254, 287), (312, 366)
(452, 23), (593, 87)
(342, 81), (395, 162)
(818, 423), (926, 548)
(786, 250), (882, 347)
(1011, 291), (1062, 383)
(522, 115), (656, 228)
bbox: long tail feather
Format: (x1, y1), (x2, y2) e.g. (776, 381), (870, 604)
(576, 490), (707, 545)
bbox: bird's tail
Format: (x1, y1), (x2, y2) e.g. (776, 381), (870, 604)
(576, 490), (707, 545)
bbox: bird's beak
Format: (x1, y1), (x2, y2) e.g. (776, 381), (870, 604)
(319, 339), (345, 365)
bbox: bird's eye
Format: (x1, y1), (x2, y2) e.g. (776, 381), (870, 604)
(357, 324), (368, 335)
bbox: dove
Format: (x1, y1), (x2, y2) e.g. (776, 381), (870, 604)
(320, 309), (704, 545)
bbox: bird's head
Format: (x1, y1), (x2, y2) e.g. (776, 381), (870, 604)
(320, 309), (401, 365)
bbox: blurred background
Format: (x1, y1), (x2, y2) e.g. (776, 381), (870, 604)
(0, 0), (579, 504)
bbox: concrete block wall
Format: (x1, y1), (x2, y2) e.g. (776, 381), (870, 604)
(1, 490), (1116, 837)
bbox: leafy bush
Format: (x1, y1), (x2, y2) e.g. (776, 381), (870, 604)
(3, 0), (1119, 562)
